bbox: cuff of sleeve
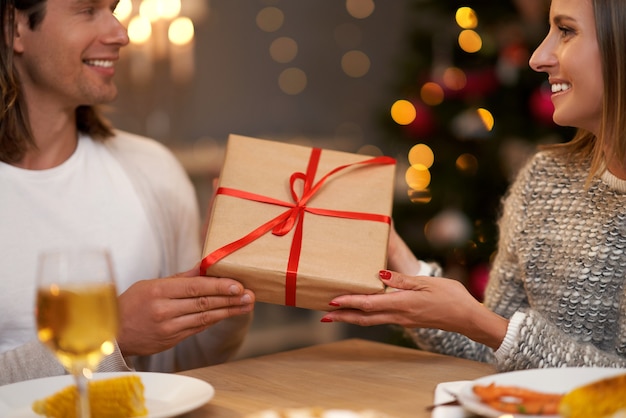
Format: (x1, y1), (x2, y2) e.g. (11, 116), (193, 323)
(97, 340), (133, 373)
(494, 311), (526, 363)
(415, 260), (442, 277)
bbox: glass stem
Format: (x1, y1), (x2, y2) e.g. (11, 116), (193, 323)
(74, 370), (91, 418)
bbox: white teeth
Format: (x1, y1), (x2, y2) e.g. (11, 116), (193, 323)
(551, 83), (571, 93)
(84, 60), (114, 68)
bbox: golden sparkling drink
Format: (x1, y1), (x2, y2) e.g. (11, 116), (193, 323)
(36, 283), (118, 373)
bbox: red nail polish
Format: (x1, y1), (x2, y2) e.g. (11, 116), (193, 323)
(379, 270), (392, 280)
(329, 301), (340, 307)
(320, 317), (333, 323)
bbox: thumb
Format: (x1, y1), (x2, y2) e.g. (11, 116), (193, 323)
(174, 264), (202, 278)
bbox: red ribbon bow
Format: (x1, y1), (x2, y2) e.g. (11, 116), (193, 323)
(200, 147), (395, 306)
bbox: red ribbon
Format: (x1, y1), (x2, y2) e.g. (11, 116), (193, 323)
(200, 148), (395, 306)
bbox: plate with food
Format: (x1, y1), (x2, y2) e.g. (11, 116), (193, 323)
(456, 367), (626, 418)
(0, 372), (214, 418)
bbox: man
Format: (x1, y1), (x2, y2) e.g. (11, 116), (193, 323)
(0, 0), (255, 385)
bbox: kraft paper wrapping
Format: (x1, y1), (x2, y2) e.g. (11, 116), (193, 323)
(201, 134), (396, 311)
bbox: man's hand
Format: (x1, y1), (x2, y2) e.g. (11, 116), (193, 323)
(116, 265), (254, 356)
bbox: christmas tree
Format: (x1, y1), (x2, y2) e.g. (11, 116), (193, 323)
(381, 0), (574, 299)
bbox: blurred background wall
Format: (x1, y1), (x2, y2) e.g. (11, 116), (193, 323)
(107, 0), (572, 357)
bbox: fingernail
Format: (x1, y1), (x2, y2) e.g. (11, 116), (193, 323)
(320, 317), (333, 323)
(229, 285), (240, 295)
(328, 301), (340, 307)
(240, 294), (252, 304)
(379, 270), (392, 280)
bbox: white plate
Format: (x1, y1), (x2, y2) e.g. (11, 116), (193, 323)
(457, 367), (626, 418)
(0, 372), (214, 418)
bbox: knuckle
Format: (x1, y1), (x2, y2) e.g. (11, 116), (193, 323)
(150, 304), (169, 322)
(184, 280), (202, 298)
(195, 296), (213, 311)
(360, 297), (374, 312)
(198, 310), (218, 328)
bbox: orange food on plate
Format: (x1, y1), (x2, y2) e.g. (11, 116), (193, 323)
(472, 383), (562, 415)
(472, 372), (626, 417)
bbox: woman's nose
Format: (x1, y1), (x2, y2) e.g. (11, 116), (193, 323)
(529, 36), (556, 73)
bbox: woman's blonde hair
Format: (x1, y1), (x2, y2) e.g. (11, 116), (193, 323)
(0, 0), (114, 164)
(542, 0), (626, 182)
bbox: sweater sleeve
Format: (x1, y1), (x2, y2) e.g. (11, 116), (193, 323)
(0, 340), (65, 385)
(406, 154), (536, 363)
(0, 339), (134, 386)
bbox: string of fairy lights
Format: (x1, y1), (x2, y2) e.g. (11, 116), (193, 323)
(391, 6), (493, 204)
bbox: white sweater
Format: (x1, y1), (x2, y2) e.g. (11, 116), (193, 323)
(409, 150), (626, 371)
(0, 131), (251, 385)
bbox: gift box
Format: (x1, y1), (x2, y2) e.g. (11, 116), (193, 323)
(200, 134), (396, 311)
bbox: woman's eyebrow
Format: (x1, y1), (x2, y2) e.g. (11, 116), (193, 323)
(552, 14), (577, 25)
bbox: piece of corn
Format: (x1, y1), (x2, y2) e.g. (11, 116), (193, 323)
(32, 374), (148, 418)
(559, 372), (626, 418)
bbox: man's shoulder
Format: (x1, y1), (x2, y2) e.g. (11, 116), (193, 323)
(106, 130), (172, 158)
(104, 130), (184, 169)
(101, 130), (188, 183)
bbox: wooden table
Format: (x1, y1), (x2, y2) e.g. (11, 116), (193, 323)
(179, 338), (496, 418)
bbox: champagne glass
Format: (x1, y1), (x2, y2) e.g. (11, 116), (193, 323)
(35, 248), (119, 418)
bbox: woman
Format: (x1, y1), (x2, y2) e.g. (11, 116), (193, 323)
(321, 0), (626, 371)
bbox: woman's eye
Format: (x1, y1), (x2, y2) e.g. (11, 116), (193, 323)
(558, 25), (574, 37)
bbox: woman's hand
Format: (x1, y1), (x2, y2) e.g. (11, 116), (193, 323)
(116, 265), (255, 356)
(321, 270), (508, 350)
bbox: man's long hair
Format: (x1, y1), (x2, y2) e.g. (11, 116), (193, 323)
(0, 0), (114, 164)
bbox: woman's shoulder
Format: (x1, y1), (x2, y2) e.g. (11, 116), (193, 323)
(517, 148), (586, 181)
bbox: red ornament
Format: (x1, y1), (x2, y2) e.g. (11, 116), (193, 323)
(468, 263), (490, 301)
(404, 100), (436, 138)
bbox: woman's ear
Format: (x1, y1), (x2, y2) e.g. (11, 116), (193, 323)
(11, 10), (29, 54)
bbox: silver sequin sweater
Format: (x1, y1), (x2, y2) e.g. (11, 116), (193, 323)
(408, 150), (626, 371)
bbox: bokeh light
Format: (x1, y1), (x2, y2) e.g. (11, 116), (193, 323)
(270, 37), (298, 63)
(128, 15), (152, 44)
(455, 7), (478, 29)
(341, 50), (371, 78)
(408, 189), (432, 204)
(168, 17), (194, 46)
(477, 108), (495, 131)
(114, 0), (133, 21)
(458, 30), (482, 53)
(456, 153), (479, 175)
(391, 100), (416, 125)
(278, 68), (307, 95)
(257, 7), (284, 32)
(101, 341), (115, 356)
(442, 67), (467, 91)
(139, 0), (181, 21)
(420, 82), (445, 106)
(346, 0), (375, 19)
(405, 165), (431, 191)
(408, 143), (434, 169)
